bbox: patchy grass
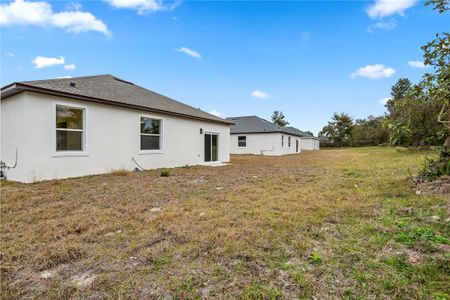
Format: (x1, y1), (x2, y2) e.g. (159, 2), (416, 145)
(1, 147), (448, 299)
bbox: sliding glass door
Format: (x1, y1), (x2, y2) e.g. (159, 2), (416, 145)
(205, 133), (218, 162)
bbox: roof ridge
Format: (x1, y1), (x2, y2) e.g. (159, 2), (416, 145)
(226, 115), (259, 119)
(21, 74), (113, 84)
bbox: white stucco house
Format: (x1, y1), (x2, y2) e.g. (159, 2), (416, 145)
(226, 116), (319, 156)
(1, 75), (231, 183)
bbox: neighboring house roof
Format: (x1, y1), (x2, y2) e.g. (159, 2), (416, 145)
(226, 115), (317, 138)
(226, 115), (281, 133)
(282, 126), (316, 138)
(1, 74), (231, 125)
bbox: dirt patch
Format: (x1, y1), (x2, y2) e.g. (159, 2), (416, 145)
(71, 273), (96, 288)
(416, 176), (450, 195)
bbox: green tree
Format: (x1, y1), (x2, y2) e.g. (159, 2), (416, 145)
(386, 78), (411, 116)
(385, 80), (446, 147)
(352, 116), (389, 146)
(421, 0), (450, 147)
(271, 111), (289, 127)
(319, 113), (354, 147)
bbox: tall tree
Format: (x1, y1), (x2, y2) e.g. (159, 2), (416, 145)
(386, 78), (412, 120)
(271, 111), (289, 127)
(385, 79), (445, 147)
(319, 113), (354, 147)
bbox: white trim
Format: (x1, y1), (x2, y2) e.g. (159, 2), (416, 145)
(52, 101), (88, 158)
(138, 114), (164, 154)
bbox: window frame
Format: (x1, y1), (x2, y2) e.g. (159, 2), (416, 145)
(52, 102), (88, 157)
(237, 135), (247, 148)
(139, 115), (164, 154)
(288, 136), (291, 147)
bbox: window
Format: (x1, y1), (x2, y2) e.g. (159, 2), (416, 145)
(140, 116), (162, 151)
(282, 135), (284, 147)
(56, 105), (84, 152)
(238, 136), (247, 147)
(288, 136), (291, 147)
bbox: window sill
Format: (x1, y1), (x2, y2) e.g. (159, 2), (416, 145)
(138, 150), (164, 155)
(52, 151), (89, 158)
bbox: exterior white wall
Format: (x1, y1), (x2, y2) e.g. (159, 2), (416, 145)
(1, 92), (230, 183)
(300, 137), (320, 150)
(230, 133), (301, 156)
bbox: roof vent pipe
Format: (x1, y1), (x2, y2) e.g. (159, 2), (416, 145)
(70, 81), (76, 87)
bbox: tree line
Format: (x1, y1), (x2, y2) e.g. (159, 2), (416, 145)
(319, 0), (449, 149)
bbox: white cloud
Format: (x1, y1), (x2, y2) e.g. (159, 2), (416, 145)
(6, 52), (15, 57)
(368, 19), (397, 32)
(350, 64), (396, 79)
(32, 56), (65, 68)
(251, 90), (271, 99)
(0, 0), (109, 35)
(366, 0), (417, 19)
(208, 110), (223, 117)
(64, 63), (76, 70)
(105, 0), (180, 14)
(176, 47), (201, 60)
(378, 97), (391, 105)
(65, 2), (82, 11)
(408, 60), (428, 69)
(58, 75), (72, 79)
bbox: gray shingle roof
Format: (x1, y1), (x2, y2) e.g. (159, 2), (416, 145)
(1, 74), (230, 125)
(282, 126), (315, 138)
(226, 116), (315, 138)
(226, 115), (280, 133)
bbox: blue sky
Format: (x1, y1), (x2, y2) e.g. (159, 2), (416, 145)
(1, 0), (448, 134)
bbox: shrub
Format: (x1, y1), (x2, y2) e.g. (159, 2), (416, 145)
(160, 170), (170, 177)
(418, 149), (450, 181)
(308, 252), (322, 263)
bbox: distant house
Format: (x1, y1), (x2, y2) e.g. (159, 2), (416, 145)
(1, 75), (231, 183)
(226, 115), (319, 156)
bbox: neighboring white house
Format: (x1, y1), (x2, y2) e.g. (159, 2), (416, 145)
(282, 126), (320, 151)
(227, 116), (319, 156)
(1, 75), (231, 183)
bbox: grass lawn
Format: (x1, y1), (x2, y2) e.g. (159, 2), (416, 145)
(1, 147), (449, 299)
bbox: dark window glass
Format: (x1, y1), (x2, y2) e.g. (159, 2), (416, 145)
(56, 106), (83, 129)
(141, 135), (160, 150)
(212, 134), (218, 161)
(56, 131), (82, 151)
(282, 135), (284, 147)
(141, 117), (160, 134)
(288, 136), (291, 147)
(238, 136), (246, 147)
(205, 134), (212, 162)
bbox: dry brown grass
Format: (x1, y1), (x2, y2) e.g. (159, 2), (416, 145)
(1, 148), (448, 299)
